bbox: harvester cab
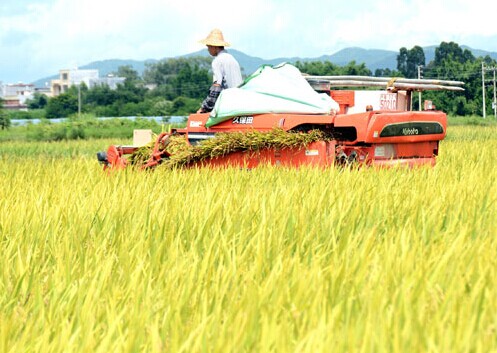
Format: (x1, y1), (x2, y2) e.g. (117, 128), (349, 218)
(97, 66), (464, 171)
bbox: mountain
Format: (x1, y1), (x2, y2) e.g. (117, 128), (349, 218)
(32, 46), (497, 88)
(314, 47), (398, 71)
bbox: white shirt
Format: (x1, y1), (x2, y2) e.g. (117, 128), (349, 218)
(212, 50), (243, 88)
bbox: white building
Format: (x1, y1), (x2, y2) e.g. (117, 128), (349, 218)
(50, 69), (99, 96)
(89, 75), (126, 89)
(50, 68), (125, 96)
(0, 82), (35, 110)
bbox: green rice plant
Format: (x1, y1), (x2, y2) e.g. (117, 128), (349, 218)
(0, 138), (131, 159)
(0, 116), (180, 142)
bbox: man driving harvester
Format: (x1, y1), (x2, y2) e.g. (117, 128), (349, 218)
(197, 28), (243, 113)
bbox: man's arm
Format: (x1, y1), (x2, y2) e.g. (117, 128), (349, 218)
(197, 83), (222, 113)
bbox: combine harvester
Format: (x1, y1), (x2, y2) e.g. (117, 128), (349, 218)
(97, 64), (464, 170)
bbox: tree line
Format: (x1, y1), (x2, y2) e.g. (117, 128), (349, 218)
(295, 42), (497, 116)
(34, 57), (212, 119)
(11, 41), (497, 121)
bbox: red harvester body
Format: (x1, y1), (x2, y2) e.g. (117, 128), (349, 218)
(97, 75), (464, 170)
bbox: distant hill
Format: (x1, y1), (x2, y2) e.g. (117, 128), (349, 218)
(32, 46), (497, 88)
(314, 47), (398, 71)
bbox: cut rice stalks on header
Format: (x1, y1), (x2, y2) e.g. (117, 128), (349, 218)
(129, 128), (330, 169)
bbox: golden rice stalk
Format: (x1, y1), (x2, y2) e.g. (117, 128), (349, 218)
(129, 128), (328, 169)
(128, 134), (189, 166)
(163, 128), (328, 169)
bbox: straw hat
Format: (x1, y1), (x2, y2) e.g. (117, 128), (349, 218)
(198, 28), (231, 47)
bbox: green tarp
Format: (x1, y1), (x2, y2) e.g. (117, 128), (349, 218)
(205, 63), (339, 127)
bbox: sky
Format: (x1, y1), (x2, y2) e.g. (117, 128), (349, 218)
(2, 0), (497, 84)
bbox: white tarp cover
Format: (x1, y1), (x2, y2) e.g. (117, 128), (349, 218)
(206, 63), (339, 127)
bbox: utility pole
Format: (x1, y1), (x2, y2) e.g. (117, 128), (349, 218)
(482, 62), (486, 119)
(78, 83), (81, 119)
(492, 67), (497, 119)
(418, 65), (423, 111)
(482, 63), (497, 119)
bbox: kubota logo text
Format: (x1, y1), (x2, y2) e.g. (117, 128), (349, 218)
(402, 127), (419, 135)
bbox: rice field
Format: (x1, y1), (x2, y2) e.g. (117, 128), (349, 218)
(1, 125), (497, 352)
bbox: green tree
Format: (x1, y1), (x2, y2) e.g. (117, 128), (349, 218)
(45, 93), (78, 118)
(339, 61), (371, 76)
(423, 42), (484, 116)
(114, 65), (142, 85)
(115, 80), (147, 104)
(397, 45), (425, 78)
(86, 84), (118, 107)
(433, 41), (474, 66)
(295, 60), (371, 76)
(374, 68), (402, 77)
(143, 57), (211, 100)
(149, 98), (172, 116)
(294, 61), (340, 75)
(397, 47), (408, 76)
(169, 97), (201, 115)
(393, 41), (490, 115)
(144, 57), (211, 84)
(26, 92), (48, 109)
(83, 79), (148, 117)
(0, 98), (11, 129)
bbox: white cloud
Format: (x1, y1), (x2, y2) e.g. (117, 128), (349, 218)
(1, 0), (497, 83)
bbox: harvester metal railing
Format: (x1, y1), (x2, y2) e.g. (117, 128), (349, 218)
(304, 75), (465, 91)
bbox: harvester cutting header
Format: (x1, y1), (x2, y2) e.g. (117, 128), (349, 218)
(97, 63), (464, 171)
